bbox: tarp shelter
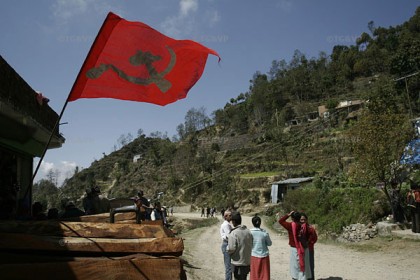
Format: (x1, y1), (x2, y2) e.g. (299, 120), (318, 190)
(270, 177), (314, 203)
(400, 138), (420, 165)
(400, 119), (420, 166)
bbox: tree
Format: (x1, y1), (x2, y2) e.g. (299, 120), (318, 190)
(176, 123), (186, 140)
(46, 169), (60, 187)
(348, 113), (412, 186)
(117, 134), (128, 148)
(149, 131), (168, 139)
(33, 179), (59, 209)
(347, 79), (414, 204)
(184, 107), (211, 135)
(356, 32), (372, 51)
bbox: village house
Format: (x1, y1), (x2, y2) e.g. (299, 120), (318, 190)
(270, 177), (314, 203)
(0, 55), (65, 219)
(318, 99), (364, 120)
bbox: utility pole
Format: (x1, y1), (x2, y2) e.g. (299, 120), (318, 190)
(394, 71), (419, 119)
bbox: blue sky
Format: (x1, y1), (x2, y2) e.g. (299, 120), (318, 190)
(1, 0), (419, 185)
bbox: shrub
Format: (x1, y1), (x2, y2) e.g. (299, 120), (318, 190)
(282, 186), (387, 233)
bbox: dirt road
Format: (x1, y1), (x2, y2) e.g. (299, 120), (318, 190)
(177, 212), (420, 280)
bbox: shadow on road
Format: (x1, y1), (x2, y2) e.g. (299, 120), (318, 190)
(180, 258), (201, 270)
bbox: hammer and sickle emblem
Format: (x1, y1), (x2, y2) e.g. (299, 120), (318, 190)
(86, 46), (176, 93)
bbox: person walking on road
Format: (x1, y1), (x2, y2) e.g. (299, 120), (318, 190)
(279, 211), (311, 280)
(250, 214), (272, 280)
(300, 213), (317, 280)
(227, 211), (253, 280)
(220, 210), (233, 280)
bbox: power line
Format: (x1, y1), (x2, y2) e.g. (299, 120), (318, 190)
(394, 71), (419, 119)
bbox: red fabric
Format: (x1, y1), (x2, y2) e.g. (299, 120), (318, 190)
(292, 221), (306, 272)
(279, 214), (296, 247)
(414, 190), (420, 203)
(68, 12), (220, 106)
(250, 256), (270, 280)
(308, 224), (318, 251)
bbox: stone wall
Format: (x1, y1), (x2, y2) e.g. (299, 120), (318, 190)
(338, 223), (378, 242)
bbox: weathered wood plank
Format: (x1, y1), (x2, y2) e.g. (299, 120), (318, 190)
(0, 255), (186, 280)
(61, 212), (136, 223)
(0, 233), (184, 256)
(0, 251), (105, 265)
(0, 220), (174, 238)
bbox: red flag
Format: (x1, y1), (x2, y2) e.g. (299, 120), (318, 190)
(68, 12), (220, 106)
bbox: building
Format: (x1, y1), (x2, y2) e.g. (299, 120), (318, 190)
(270, 177), (314, 203)
(0, 55), (65, 219)
(133, 154), (142, 163)
(318, 100), (364, 119)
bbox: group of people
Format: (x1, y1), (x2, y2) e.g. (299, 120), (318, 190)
(82, 186), (110, 215)
(133, 190), (170, 226)
(201, 206), (217, 217)
(30, 186), (111, 221)
(31, 199), (86, 220)
(220, 209), (317, 280)
(390, 178), (420, 233)
(31, 188), (173, 225)
(279, 211), (317, 280)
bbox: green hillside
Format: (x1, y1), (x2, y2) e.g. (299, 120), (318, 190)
(34, 8), (420, 233)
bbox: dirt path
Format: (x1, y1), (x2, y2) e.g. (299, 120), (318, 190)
(177, 212), (420, 280)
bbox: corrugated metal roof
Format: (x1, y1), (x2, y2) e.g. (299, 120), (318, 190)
(272, 177), (314, 185)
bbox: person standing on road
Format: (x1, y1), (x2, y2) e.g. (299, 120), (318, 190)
(135, 190), (152, 220)
(300, 213), (317, 280)
(408, 180), (420, 233)
(390, 179), (404, 223)
(227, 211), (253, 280)
(278, 211), (311, 280)
(220, 210), (233, 280)
(249, 214), (272, 280)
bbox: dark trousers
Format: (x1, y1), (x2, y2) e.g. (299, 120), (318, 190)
(232, 265), (250, 280)
(308, 249), (315, 280)
(413, 203), (420, 233)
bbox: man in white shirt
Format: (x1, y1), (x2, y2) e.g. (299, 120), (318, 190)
(220, 210), (232, 280)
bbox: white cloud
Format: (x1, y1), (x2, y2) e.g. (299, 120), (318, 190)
(35, 160), (77, 187)
(161, 16), (194, 38)
(160, 0), (199, 38)
(180, 0), (198, 17)
(40, 161), (55, 173)
(50, 0), (124, 24)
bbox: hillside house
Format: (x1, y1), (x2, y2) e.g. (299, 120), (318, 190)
(270, 177), (314, 203)
(0, 55), (65, 219)
(133, 154), (142, 163)
(318, 100), (364, 120)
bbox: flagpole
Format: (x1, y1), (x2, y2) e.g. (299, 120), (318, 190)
(24, 98), (70, 206)
(25, 13), (115, 204)
(31, 99), (70, 183)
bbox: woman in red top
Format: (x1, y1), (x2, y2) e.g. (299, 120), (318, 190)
(278, 211), (312, 280)
(300, 213), (318, 280)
